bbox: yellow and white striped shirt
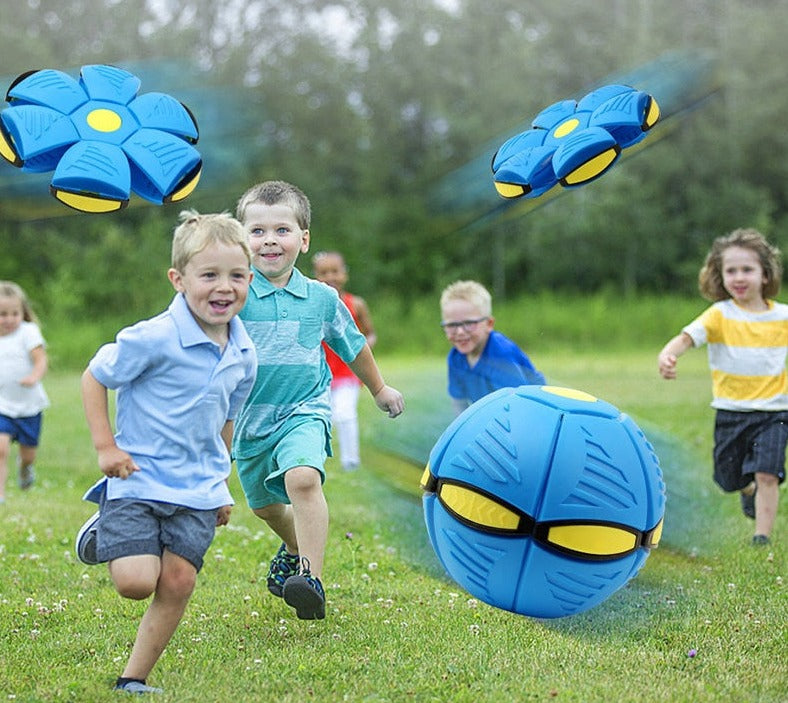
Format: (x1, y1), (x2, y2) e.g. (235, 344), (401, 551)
(684, 299), (788, 411)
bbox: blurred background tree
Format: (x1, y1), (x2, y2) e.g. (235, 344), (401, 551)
(1, 0), (786, 327)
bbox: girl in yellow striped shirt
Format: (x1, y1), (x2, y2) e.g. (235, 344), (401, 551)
(658, 229), (787, 546)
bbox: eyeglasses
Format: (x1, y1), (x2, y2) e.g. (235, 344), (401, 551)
(440, 317), (488, 333)
(421, 470), (663, 561)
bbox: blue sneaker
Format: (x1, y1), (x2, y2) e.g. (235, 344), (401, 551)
(283, 557), (325, 620)
(114, 679), (163, 695)
(266, 543), (300, 597)
(75, 511), (100, 565)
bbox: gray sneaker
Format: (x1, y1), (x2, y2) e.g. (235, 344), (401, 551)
(17, 458), (35, 490)
(114, 680), (163, 695)
(75, 511), (100, 565)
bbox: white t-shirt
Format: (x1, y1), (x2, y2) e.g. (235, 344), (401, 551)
(0, 321), (50, 418)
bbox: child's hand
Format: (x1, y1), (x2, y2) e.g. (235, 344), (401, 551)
(374, 385), (404, 418)
(658, 352), (678, 379)
(216, 505), (232, 526)
(97, 446), (140, 479)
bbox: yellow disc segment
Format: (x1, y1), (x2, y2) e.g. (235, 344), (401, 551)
(645, 98), (660, 128)
(53, 190), (124, 213)
(494, 181), (526, 199)
(86, 108), (122, 133)
(440, 483), (520, 531)
(420, 465), (432, 491)
(547, 524), (637, 556)
(562, 148), (618, 185)
(542, 386), (598, 403)
(168, 168), (201, 202)
(0, 129), (20, 165)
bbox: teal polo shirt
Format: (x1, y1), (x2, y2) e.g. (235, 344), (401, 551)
(233, 268), (367, 460)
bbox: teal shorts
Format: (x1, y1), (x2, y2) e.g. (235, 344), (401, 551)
(236, 419), (329, 509)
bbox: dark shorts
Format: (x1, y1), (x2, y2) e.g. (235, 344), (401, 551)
(713, 409), (788, 492)
(96, 495), (217, 571)
(0, 413), (42, 447)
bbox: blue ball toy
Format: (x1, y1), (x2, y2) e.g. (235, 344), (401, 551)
(492, 84), (660, 200)
(421, 385), (665, 618)
(0, 64), (201, 213)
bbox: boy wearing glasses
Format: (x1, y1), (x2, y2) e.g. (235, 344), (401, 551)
(440, 280), (545, 416)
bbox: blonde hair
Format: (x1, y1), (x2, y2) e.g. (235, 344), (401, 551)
(236, 180), (311, 229)
(698, 228), (782, 301)
(0, 281), (38, 324)
(171, 210), (252, 272)
(440, 280), (492, 318)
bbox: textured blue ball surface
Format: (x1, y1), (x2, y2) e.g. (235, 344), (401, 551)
(421, 385), (666, 618)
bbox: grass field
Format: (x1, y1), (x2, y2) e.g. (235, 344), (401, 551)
(0, 352), (785, 702)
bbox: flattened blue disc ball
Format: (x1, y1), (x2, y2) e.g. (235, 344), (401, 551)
(421, 385), (665, 618)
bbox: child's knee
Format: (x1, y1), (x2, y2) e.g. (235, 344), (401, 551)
(755, 472), (779, 488)
(158, 562), (197, 599)
(284, 466), (322, 496)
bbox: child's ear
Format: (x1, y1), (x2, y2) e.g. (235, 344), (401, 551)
(301, 229), (310, 253)
(168, 267), (184, 292)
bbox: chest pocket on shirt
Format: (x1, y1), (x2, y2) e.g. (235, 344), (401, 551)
(297, 316), (323, 349)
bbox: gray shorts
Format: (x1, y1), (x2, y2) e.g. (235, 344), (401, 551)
(96, 495), (217, 571)
(713, 409), (788, 492)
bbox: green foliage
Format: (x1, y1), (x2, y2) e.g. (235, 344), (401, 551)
(2, 0), (788, 311)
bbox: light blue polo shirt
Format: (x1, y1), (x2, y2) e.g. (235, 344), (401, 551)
(233, 267), (366, 460)
(82, 293), (257, 510)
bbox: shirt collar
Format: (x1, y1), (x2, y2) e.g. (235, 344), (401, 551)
(169, 293), (252, 351)
(250, 266), (309, 299)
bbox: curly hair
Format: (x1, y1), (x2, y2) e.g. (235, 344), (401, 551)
(698, 228), (782, 302)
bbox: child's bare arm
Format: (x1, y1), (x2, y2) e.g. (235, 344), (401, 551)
(81, 369), (139, 478)
(658, 332), (694, 379)
(348, 345), (404, 418)
(353, 296), (377, 348)
(19, 345), (47, 386)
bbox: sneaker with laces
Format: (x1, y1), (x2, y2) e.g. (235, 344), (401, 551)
(75, 511), (101, 565)
(740, 488), (756, 519)
(266, 542), (300, 597)
(114, 679), (163, 695)
(283, 557), (325, 620)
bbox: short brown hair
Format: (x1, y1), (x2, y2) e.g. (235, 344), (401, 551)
(236, 180), (311, 229)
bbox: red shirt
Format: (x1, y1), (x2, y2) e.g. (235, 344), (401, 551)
(324, 292), (361, 385)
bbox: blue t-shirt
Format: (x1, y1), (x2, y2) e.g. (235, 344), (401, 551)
(83, 293), (257, 510)
(233, 267), (367, 459)
(447, 330), (545, 405)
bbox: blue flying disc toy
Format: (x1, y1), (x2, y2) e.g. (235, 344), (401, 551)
(0, 64), (201, 213)
(492, 84), (659, 200)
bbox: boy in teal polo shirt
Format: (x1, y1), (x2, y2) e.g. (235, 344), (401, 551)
(234, 180), (404, 620)
(74, 211), (257, 695)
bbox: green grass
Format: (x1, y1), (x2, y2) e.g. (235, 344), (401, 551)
(1, 353), (785, 702)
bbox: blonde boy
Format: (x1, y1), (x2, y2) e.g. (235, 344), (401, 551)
(440, 280), (545, 416)
(76, 211), (256, 695)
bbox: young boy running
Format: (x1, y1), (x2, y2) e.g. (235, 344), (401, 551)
(75, 211), (257, 695)
(233, 180), (404, 620)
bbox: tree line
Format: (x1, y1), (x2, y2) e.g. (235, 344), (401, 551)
(1, 0), (786, 323)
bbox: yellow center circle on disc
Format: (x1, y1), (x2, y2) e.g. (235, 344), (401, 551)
(553, 118), (579, 138)
(86, 108), (122, 132)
